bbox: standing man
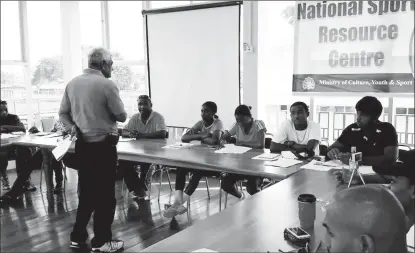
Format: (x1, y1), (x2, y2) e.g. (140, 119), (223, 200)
(120, 95), (167, 199)
(59, 48), (127, 252)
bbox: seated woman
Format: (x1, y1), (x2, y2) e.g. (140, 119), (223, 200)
(220, 105), (267, 199)
(163, 101), (223, 218)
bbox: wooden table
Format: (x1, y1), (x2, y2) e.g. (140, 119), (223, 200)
(141, 169), (341, 252)
(10, 134), (304, 180)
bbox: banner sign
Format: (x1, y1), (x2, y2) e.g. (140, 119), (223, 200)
(293, 0), (414, 93)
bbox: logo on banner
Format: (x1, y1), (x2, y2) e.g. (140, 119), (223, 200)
(302, 76), (315, 90)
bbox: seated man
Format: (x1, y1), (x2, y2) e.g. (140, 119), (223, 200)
(0, 100), (36, 192)
(322, 184), (408, 252)
(270, 101), (321, 156)
(119, 95), (167, 199)
(327, 96), (398, 167)
(373, 150), (415, 232)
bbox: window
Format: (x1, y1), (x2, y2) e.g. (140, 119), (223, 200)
(1, 1), (21, 61)
(0, 2), (28, 125)
(1, 66), (27, 121)
(27, 1), (63, 119)
(111, 63), (147, 116)
(108, 1), (145, 61)
(395, 107), (414, 145)
(80, 1), (103, 68)
(108, 1), (148, 118)
(318, 111), (329, 140)
(150, 1), (191, 9)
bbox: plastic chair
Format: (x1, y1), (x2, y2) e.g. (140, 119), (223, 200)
(41, 116), (55, 132)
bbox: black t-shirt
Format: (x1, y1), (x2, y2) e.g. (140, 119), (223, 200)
(337, 121), (398, 157)
(0, 114), (22, 133)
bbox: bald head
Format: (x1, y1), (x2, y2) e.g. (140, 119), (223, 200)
(323, 185), (408, 252)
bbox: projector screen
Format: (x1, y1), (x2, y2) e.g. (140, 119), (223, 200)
(143, 1), (241, 128)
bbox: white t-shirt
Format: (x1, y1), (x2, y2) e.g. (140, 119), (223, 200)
(273, 119), (321, 154)
(191, 118), (224, 134)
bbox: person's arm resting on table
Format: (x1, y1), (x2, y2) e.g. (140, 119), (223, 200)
(220, 123), (237, 145)
(270, 121), (294, 152)
(202, 130), (222, 145)
(181, 122), (208, 142)
(1, 115), (26, 133)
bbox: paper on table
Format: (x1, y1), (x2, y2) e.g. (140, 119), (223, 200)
(281, 151), (298, 160)
(302, 160), (375, 174)
(252, 153), (280, 160)
(119, 137), (134, 142)
(357, 165), (375, 175)
(214, 144), (251, 154)
(301, 159), (342, 171)
(44, 132), (64, 138)
(10, 131), (25, 136)
(52, 137), (75, 161)
(0, 134), (15, 139)
(265, 158), (302, 168)
(191, 249), (218, 253)
(163, 142), (195, 149)
(32, 132), (53, 136)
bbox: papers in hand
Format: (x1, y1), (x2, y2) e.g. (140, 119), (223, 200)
(163, 142), (195, 149)
(52, 137), (76, 161)
(214, 144), (251, 154)
(408, 225), (414, 250)
(252, 153), (280, 161)
(265, 158), (302, 168)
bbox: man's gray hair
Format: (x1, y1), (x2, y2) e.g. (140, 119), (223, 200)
(88, 47), (112, 68)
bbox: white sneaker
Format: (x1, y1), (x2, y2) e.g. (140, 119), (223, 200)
(91, 240), (124, 252)
(163, 204), (188, 218)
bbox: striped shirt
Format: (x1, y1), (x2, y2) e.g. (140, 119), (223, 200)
(228, 120), (267, 147)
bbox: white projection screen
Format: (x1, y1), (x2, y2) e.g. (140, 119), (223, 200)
(143, 1), (241, 128)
